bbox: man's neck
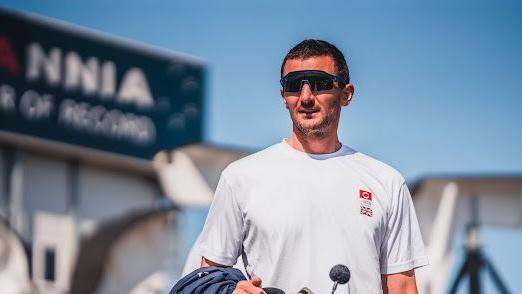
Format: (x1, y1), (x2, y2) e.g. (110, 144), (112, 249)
(286, 132), (342, 154)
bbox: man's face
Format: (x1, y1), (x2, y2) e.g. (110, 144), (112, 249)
(280, 56), (353, 137)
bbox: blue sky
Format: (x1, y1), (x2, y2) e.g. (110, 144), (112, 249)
(2, 1), (522, 292)
(3, 0), (521, 180)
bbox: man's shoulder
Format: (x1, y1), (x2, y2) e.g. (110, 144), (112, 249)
(349, 149), (405, 185)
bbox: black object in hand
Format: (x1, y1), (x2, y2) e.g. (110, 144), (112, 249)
(263, 287), (285, 294)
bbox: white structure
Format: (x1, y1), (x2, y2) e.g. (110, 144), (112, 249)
(0, 219), (34, 293)
(0, 134), (247, 293)
(412, 176), (522, 294)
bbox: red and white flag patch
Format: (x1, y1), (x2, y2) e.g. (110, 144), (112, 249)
(359, 189), (373, 217)
(359, 190), (372, 201)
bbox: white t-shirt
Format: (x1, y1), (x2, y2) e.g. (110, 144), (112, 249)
(195, 140), (428, 293)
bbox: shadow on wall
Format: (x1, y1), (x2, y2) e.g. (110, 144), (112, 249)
(70, 204), (179, 294)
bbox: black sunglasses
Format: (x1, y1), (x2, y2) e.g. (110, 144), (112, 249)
(280, 70), (347, 93)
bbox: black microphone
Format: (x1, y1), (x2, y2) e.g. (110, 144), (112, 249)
(297, 287), (314, 294)
(329, 264), (350, 294)
(263, 287), (285, 294)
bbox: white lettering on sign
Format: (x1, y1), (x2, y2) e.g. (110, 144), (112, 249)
(117, 68), (153, 108)
(0, 84), (16, 112)
(64, 52), (99, 95)
(26, 43), (61, 86)
(99, 61), (116, 98)
(25, 42), (154, 109)
(58, 99), (156, 145)
(19, 90), (54, 120)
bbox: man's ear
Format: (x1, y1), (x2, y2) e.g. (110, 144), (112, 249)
(280, 88), (289, 109)
(341, 84), (355, 107)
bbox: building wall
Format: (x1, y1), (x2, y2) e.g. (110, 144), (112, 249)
(0, 146), (170, 293)
(23, 153), (69, 241)
(0, 149), (6, 216)
(96, 211), (179, 294)
(78, 165), (159, 225)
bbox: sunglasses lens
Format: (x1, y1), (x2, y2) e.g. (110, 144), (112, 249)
(285, 79), (304, 92)
(313, 77), (333, 91)
(283, 71), (335, 92)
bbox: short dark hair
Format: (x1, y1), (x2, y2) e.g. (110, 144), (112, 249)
(280, 39), (350, 84)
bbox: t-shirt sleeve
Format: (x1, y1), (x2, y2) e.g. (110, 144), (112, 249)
(194, 172), (244, 266)
(379, 181), (429, 274)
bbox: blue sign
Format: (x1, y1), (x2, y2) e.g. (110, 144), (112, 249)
(0, 8), (204, 159)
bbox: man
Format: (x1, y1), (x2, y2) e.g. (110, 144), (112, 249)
(196, 39), (428, 293)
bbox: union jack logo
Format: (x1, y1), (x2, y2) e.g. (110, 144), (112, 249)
(360, 206), (373, 217)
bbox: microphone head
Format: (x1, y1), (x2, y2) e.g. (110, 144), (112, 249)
(297, 287), (314, 294)
(329, 264), (351, 284)
(263, 287), (285, 294)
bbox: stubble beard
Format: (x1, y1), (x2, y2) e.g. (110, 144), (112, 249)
(292, 98), (340, 138)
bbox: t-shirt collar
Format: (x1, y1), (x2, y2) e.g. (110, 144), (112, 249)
(280, 138), (355, 160)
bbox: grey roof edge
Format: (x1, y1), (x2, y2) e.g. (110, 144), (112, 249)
(408, 172), (522, 197)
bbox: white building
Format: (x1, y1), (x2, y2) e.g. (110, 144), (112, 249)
(0, 136), (247, 293)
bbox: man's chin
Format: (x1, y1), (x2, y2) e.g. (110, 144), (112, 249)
(294, 122), (328, 136)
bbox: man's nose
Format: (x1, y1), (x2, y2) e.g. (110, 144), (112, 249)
(299, 83), (315, 105)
